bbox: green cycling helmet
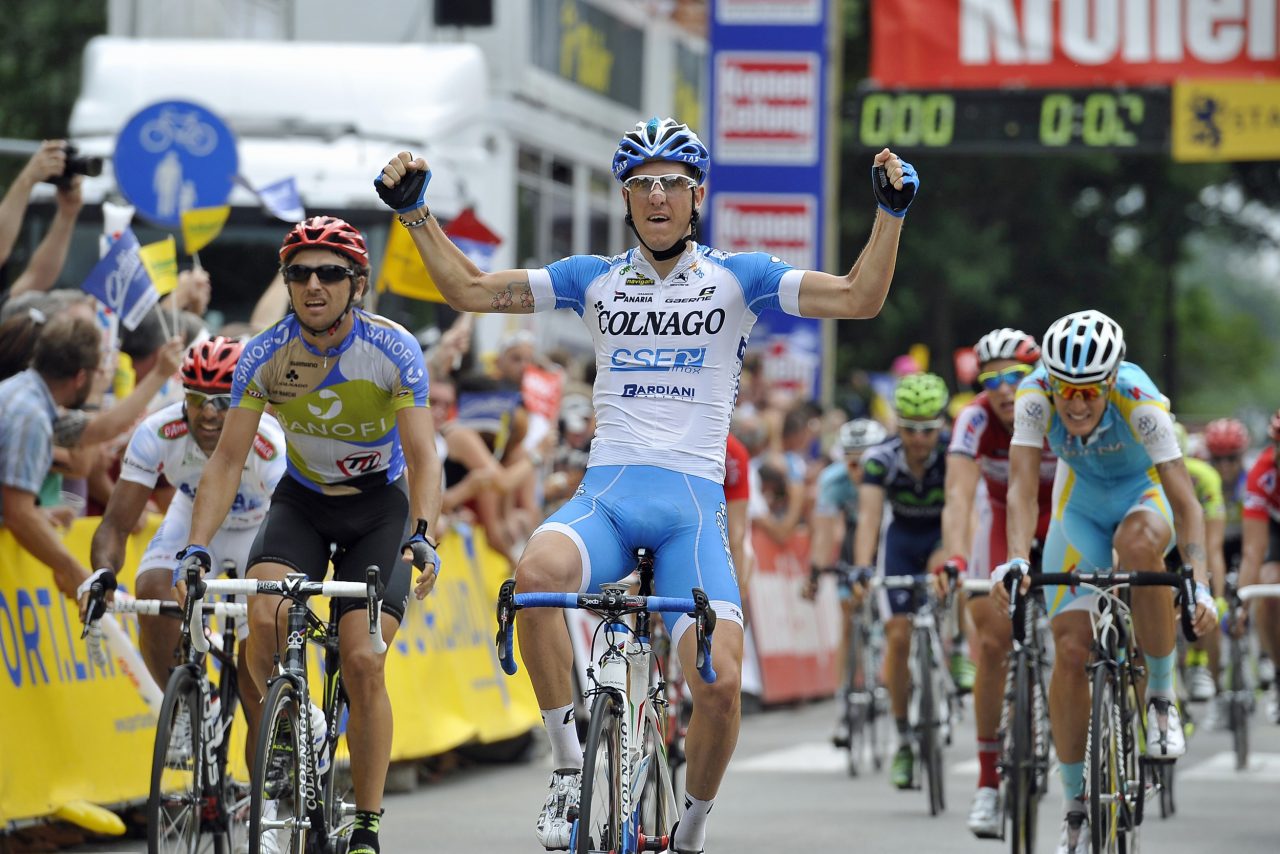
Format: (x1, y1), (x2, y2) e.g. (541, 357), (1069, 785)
(894, 372), (950, 420)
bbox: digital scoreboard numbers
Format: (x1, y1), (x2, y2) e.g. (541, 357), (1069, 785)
(852, 89), (1171, 154)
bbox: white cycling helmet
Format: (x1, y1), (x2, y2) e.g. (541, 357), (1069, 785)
(1040, 310), (1126, 384)
(975, 328), (1040, 366)
(838, 418), (888, 455)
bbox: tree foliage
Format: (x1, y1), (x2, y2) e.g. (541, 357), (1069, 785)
(835, 0), (1280, 415)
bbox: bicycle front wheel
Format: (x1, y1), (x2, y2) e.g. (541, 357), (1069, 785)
(636, 703), (679, 851)
(249, 678), (311, 854)
(576, 691), (623, 854)
(1088, 666), (1124, 854)
(1008, 653), (1039, 854)
(321, 675), (353, 850)
(916, 638), (944, 816)
(1229, 634), (1250, 771)
(148, 665), (207, 853)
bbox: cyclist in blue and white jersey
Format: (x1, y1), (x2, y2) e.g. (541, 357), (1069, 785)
(852, 372), (951, 791)
(995, 310), (1217, 854)
(179, 216), (443, 854)
(377, 118), (919, 853)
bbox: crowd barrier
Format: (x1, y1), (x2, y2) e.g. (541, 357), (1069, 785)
(742, 525), (843, 705)
(0, 517), (540, 827)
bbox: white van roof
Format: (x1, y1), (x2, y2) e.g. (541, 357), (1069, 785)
(67, 36), (491, 213)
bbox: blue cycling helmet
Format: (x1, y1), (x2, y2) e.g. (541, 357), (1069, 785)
(612, 117), (710, 186)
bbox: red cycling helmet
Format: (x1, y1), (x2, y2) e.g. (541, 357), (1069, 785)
(182, 336), (242, 392)
(1204, 418), (1249, 457)
(279, 216), (369, 267)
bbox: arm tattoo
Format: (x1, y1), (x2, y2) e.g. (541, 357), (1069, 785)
(489, 278), (534, 312)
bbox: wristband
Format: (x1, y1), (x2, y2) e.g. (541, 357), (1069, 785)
(398, 209), (431, 229)
(414, 518), (429, 538)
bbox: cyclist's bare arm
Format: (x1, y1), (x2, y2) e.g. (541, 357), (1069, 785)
(379, 154), (533, 315)
(853, 483), (885, 568)
(809, 510), (843, 570)
(1240, 516), (1269, 588)
(1155, 457), (1208, 586)
(397, 405), (443, 534)
(794, 150), (908, 319)
(1205, 515), (1226, 598)
(1005, 445), (1041, 563)
(188, 407), (263, 547)
(90, 479), (153, 572)
(941, 452), (981, 561)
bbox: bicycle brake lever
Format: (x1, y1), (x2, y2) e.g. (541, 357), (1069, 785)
(496, 579), (519, 675)
(366, 566), (387, 655)
(691, 588), (717, 684)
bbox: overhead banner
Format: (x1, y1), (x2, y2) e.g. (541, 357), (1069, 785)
(1172, 79), (1280, 162)
(707, 0), (833, 401)
(872, 0), (1280, 88)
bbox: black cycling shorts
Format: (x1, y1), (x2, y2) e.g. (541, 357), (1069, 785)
(247, 474), (412, 622)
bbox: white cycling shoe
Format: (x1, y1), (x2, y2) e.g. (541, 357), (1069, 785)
(966, 786), (1001, 839)
(535, 769), (581, 850)
(1055, 811), (1089, 854)
(1146, 697), (1186, 760)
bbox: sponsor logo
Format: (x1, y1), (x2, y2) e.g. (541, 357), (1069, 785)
(715, 52), (820, 164)
(595, 303), (727, 337)
(280, 416), (395, 439)
(285, 369), (300, 382)
(291, 360), (319, 368)
(159, 418), (189, 440)
(623, 270), (656, 286)
(613, 290), (654, 304)
(307, 389), (343, 420)
(712, 192), (817, 268)
(252, 434), (278, 461)
(405, 366), (424, 386)
(609, 347), (707, 373)
(246, 388), (266, 400)
(338, 450), (383, 477)
(621, 384), (696, 399)
(666, 285), (717, 304)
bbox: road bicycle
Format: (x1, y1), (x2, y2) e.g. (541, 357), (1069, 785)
(976, 573), (1054, 854)
(184, 564), (387, 854)
(809, 562), (890, 777)
(83, 566), (249, 853)
(495, 548), (718, 854)
(1001, 564), (1197, 854)
(1235, 582), (1280, 771)
(880, 573), (957, 816)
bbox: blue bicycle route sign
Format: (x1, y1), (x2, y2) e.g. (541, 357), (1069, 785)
(113, 100), (239, 228)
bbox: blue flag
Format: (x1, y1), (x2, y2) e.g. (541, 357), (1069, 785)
(238, 175), (305, 222)
(80, 228), (160, 331)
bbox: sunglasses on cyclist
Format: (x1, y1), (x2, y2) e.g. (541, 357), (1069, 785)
(977, 364), (1033, 390)
(282, 264), (355, 285)
(621, 173), (699, 195)
(1210, 454), (1242, 464)
(185, 390), (233, 412)
(1048, 378), (1111, 402)
(901, 419), (944, 434)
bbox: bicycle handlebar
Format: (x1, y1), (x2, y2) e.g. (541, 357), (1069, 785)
(1002, 565), (1198, 642)
(184, 568), (388, 654)
(494, 580), (718, 684)
(1239, 583), (1280, 602)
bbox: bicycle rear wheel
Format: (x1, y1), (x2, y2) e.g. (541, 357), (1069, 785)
(250, 678), (311, 854)
(148, 665), (208, 853)
(576, 691), (623, 854)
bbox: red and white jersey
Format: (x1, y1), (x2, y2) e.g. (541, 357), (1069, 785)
(120, 401), (287, 530)
(724, 433), (750, 502)
(948, 392), (1056, 507)
(1243, 445), (1280, 524)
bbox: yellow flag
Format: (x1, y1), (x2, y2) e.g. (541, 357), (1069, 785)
(908, 342), (931, 373)
(181, 206), (231, 255)
(376, 217), (445, 303)
(138, 236), (178, 295)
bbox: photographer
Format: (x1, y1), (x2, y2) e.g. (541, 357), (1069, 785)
(0, 140), (87, 303)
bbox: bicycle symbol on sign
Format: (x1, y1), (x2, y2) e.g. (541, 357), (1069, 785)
(139, 107), (219, 157)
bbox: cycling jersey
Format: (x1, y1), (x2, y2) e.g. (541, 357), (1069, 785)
(1011, 362), (1180, 617)
(815, 460), (858, 524)
(1243, 446), (1280, 525)
(120, 401), (287, 529)
(527, 244), (803, 482)
(860, 435), (947, 614)
(1185, 457), (1226, 522)
(725, 433), (750, 502)
(232, 310), (429, 495)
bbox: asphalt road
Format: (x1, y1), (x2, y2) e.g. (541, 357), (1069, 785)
(56, 691), (1280, 853)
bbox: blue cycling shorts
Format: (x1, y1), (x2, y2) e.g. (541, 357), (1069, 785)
(533, 465), (743, 644)
(879, 520), (942, 616)
(1041, 465), (1175, 618)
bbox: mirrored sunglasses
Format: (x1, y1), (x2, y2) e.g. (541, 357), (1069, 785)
(901, 419), (944, 434)
(185, 390), (233, 412)
(621, 173), (698, 195)
(1048, 378), (1110, 401)
(282, 263), (355, 284)
(977, 364), (1033, 390)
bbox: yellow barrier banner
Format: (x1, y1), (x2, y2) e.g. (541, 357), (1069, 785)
(0, 519), (158, 824)
(0, 517), (539, 824)
(1172, 79), (1280, 163)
